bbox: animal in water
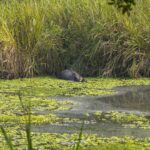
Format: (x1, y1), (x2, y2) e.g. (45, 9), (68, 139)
(58, 69), (85, 82)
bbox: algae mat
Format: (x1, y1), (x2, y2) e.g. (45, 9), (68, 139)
(0, 77), (150, 149)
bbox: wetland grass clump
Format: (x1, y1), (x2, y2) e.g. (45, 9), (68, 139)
(0, 0), (150, 78)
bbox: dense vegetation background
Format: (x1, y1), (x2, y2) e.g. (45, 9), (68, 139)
(0, 0), (150, 78)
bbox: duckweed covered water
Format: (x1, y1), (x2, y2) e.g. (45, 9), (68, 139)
(1, 77), (150, 96)
(1, 77), (150, 149)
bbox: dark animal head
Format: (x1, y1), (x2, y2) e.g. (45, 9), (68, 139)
(73, 72), (86, 82)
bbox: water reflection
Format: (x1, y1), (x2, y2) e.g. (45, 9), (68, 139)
(96, 86), (150, 113)
(33, 86), (150, 137)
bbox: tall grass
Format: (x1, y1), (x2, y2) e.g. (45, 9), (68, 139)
(0, 0), (150, 78)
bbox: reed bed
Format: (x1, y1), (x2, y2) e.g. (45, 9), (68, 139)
(0, 0), (150, 78)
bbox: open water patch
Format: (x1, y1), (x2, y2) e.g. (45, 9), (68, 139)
(32, 86), (150, 137)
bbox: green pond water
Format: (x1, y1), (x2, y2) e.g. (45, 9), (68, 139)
(0, 77), (150, 150)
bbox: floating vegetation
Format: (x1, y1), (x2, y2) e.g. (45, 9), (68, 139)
(1, 127), (150, 150)
(0, 77), (150, 149)
(0, 77), (150, 96)
(94, 111), (150, 129)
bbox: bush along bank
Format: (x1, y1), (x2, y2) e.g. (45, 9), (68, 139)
(0, 0), (150, 78)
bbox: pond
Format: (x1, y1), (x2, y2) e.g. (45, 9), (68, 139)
(33, 85), (150, 138)
(1, 77), (150, 149)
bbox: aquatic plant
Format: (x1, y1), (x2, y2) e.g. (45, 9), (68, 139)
(1, 77), (150, 149)
(94, 111), (150, 129)
(1, 77), (150, 96)
(1, 127), (150, 149)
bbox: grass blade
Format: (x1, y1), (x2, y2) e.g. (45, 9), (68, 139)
(18, 91), (33, 150)
(0, 126), (14, 150)
(75, 120), (84, 150)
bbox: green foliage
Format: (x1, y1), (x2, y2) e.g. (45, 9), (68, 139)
(0, 0), (150, 78)
(108, 0), (136, 14)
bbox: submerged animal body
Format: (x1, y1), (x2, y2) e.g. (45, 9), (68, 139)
(58, 69), (84, 82)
